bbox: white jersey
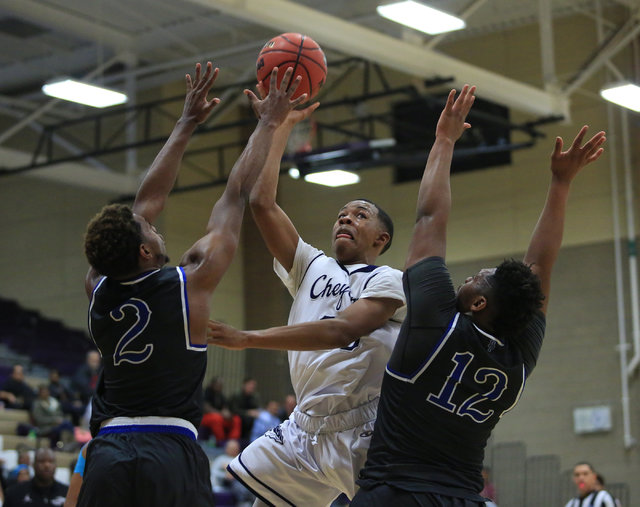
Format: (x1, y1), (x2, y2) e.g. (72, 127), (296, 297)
(275, 238), (406, 416)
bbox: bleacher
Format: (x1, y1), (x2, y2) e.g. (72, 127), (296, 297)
(0, 408), (77, 485)
(0, 297), (94, 486)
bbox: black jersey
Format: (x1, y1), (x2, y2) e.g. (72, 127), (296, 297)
(88, 267), (207, 435)
(358, 257), (545, 500)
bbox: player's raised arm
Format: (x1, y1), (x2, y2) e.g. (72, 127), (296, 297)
(133, 62), (220, 224)
(249, 81), (319, 272)
(179, 68), (306, 343)
(405, 85), (476, 270)
(524, 126), (605, 314)
(85, 62), (219, 297)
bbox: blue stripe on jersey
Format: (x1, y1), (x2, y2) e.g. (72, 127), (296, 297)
(386, 312), (460, 383)
(232, 453), (296, 506)
(98, 424), (196, 440)
(296, 252), (324, 292)
(349, 265), (378, 275)
(362, 271), (380, 291)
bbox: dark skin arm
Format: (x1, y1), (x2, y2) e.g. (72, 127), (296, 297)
(179, 68), (308, 345)
(84, 62), (220, 297)
(207, 296), (402, 351)
(523, 126), (605, 314)
(405, 85), (476, 270)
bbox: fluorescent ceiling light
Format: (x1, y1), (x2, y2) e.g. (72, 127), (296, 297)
(600, 82), (640, 113)
(304, 170), (360, 187)
(377, 1), (465, 35)
(42, 78), (128, 108)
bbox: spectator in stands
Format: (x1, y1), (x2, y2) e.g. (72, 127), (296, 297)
(5, 447), (32, 489)
(230, 377), (261, 439)
(48, 369), (84, 426)
(70, 351), (101, 408)
(26, 385), (75, 449)
(210, 439), (254, 506)
(277, 394), (296, 422)
(596, 472), (622, 507)
(250, 400), (281, 442)
(198, 405), (241, 445)
(0, 365), (36, 410)
(203, 376), (227, 413)
(3, 448), (67, 507)
(480, 466), (498, 506)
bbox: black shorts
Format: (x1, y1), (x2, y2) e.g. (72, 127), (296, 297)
(351, 483), (486, 507)
(77, 432), (215, 507)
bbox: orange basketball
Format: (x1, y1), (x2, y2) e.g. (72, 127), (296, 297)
(256, 33), (327, 100)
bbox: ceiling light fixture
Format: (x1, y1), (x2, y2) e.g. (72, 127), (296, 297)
(303, 170), (360, 187)
(377, 1), (465, 35)
(42, 78), (128, 108)
(599, 82), (640, 113)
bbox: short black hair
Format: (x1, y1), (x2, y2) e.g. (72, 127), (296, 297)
(489, 259), (544, 338)
(84, 204), (142, 278)
(358, 198), (394, 254)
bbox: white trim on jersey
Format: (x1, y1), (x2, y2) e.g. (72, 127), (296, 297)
(499, 364), (526, 418)
(472, 322), (504, 347)
(177, 267), (206, 352)
(119, 269), (161, 285)
(88, 276), (108, 356)
(386, 312), (460, 384)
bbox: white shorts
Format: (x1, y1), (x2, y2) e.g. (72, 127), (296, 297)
(227, 398), (378, 507)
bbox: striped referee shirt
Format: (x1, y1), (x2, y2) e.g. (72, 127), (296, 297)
(565, 490), (617, 507)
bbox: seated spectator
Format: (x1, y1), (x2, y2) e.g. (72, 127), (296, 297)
(199, 405), (241, 445)
(250, 400), (281, 442)
(230, 378), (261, 439)
(18, 385), (75, 449)
(1, 365), (36, 410)
(210, 439), (254, 507)
(48, 369), (84, 427)
(203, 376), (227, 413)
(3, 448), (67, 507)
(7, 465), (30, 487)
(70, 351), (101, 408)
(277, 394), (296, 422)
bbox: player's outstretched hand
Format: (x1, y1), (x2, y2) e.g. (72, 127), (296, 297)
(435, 84), (476, 143)
(207, 320), (248, 350)
(245, 67), (309, 128)
(551, 126), (606, 183)
(183, 62), (221, 125)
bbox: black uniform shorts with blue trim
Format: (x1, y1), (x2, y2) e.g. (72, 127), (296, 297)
(351, 483), (488, 507)
(77, 432), (215, 507)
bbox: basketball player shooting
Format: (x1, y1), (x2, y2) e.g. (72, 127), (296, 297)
(80, 65), (306, 507)
(350, 86), (606, 506)
(207, 84), (406, 506)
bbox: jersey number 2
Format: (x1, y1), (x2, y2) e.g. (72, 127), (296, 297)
(426, 352), (508, 423)
(110, 298), (154, 366)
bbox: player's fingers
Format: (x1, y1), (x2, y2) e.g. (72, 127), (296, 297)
(445, 89), (456, 109)
(571, 125), (589, 149)
(280, 67), (294, 92)
(185, 74), (193, 92)
(553, 136), (563, 156)
(269, 67), (279, 94)
(256, 82), (267, 100)
(291, 93), (308, 107)
(287, 75), (303, 97)
(194, 62), (202, 85)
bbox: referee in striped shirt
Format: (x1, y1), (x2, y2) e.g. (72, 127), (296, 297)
(565, 462), (617, 507)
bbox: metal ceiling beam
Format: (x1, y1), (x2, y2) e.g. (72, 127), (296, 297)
(0, 0), (134, 51)
(0, 146), (136, 194)
(185, 0), (569, 118)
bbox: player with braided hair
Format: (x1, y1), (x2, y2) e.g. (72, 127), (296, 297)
(352, 85), (606, 506)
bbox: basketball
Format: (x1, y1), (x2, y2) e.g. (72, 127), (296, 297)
(256, 33), (327, 100)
